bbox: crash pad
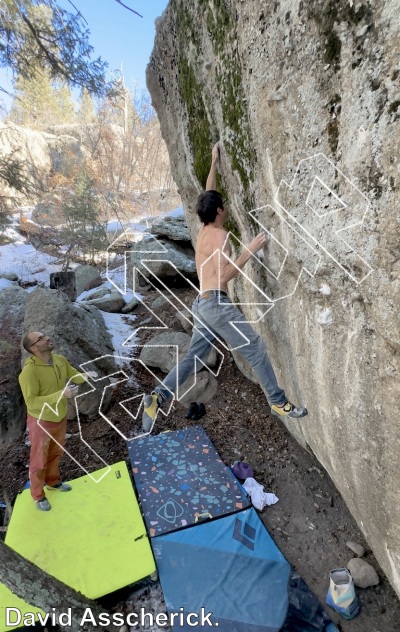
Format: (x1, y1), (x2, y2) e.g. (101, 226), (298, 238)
(128, 426), (251, 537)
(153, 507), (291, 631)
(0, 584), (44, 632)
(5, 461), (155, 600)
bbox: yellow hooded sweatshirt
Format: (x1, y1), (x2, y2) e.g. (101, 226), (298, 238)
(19, 353), (86, 422)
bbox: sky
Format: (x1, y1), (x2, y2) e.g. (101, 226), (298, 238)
(0, 0), (169, 109)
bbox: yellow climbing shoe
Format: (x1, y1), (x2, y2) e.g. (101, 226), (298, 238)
(271, 400), (308, 419)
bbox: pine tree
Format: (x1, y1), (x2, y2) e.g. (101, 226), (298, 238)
(54, 81), (75, 124)
(78, 88), (96, 125)
(0, 0), (117, 96)
(61, 167), (107, 265)
(9, 69), (61, 126)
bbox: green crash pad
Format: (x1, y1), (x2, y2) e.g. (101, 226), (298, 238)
(0, 584), (44, 632)
(4, 461), (155, 602)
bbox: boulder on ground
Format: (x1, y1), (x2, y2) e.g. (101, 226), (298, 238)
(1, 272), (19, 282)
(121, 296), (140, 313)
(348, 558), (380, 588)
(0, 287), (28, 447)
(74, 265), (102, 297)
(177, 308), (193, 334)
(130, 237), (197, 287)
(151, 295), (170, 310)
(82, 291), (125, 313)
(346, 541), (366, 558)
(149, 215), (191, 242)
(139, 331), (217, 373)
(84, 287), (111, 301)
(176, 370), (218, 406)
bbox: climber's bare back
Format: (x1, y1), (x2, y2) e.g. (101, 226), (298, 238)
(195, 224), (230, 292)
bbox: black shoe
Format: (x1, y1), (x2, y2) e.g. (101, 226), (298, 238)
(185, 402), (199, 419)
(192, 403), (206, 421)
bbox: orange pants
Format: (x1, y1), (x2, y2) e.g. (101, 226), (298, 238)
(27, 415), (67, 501)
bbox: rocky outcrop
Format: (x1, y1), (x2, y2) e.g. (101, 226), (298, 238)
(130, 236), (197, 287)
(139, 331), (218, 404)
(0, 123), (86, 206)
(82, 291), (125, 313)
(74, 265), (103, 297)
(0, 287), (28, 447)
(140, 331), (217, 373)
(22, 288), (117, 420)
(149, 215), (191, 242)
(147, 0), (400, 597)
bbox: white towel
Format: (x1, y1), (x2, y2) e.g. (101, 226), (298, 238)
(243, 477), (279, 510)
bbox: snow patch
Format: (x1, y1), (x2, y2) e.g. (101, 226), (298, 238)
(101, 311), (138, 364)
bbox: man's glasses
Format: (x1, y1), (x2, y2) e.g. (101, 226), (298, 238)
(222, 198), (228, 207)
(30, 334), (45, 347)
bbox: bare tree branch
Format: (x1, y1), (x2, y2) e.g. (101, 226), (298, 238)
(114, 0), (143, 18)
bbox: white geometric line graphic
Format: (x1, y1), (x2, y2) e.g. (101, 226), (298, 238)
(106, 230), (168, 295)
(271, 153), (373, 284)
(248, 205), (321, 303)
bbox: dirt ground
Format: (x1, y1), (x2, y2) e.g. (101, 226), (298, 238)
(1, 285), (400, 632)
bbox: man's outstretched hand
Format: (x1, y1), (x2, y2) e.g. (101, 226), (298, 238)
(63, 384), (79, 399)
(211, 141), (220, 165)
(248, 232), (269, 254)
(206, 142), (221, 190)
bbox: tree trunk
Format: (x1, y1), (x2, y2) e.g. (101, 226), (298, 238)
(0, 542), (119, 632)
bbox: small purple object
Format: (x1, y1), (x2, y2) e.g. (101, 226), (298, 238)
(231, 461), (254, 480)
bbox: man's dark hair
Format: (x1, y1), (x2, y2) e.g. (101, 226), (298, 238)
(196, 190), (223, 225)
(22, 333), (33, 352)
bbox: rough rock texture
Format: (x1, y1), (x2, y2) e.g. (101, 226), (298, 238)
(149, 215), (191, 242)
(139, 330), (218, 405)
(22, 288), (117, 420)
(130, 237), (197, 286)
(147, 0), (400, 598)
(348, 558), (380, 588)
(0, 123), (86, 205)
(74, 265), (103, 297)
(82, 291), (125, 313)
(0, 287), (28, 446)
(139, 331), (217, 373)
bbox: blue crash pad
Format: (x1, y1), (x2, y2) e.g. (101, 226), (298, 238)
(153, 507), (291, 631)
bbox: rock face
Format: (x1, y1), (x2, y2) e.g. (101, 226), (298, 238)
(0, 287), (28, 447)
(74, 265), (103, 297)
(130, 237), (197, 287)
(82, 291), (125, 313)
(139, 331), (218, 404)
(0, 123), (86, 205)
(147, 0), (400, 598)
(139, 331), (217, 373)
(22, 288), (117, 420)
(149, 215), (191, 242)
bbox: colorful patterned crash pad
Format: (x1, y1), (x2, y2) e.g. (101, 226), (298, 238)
(153, 507), (291, 631)
(128, 426), (251, 537)
(5, 461), (155, 600)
